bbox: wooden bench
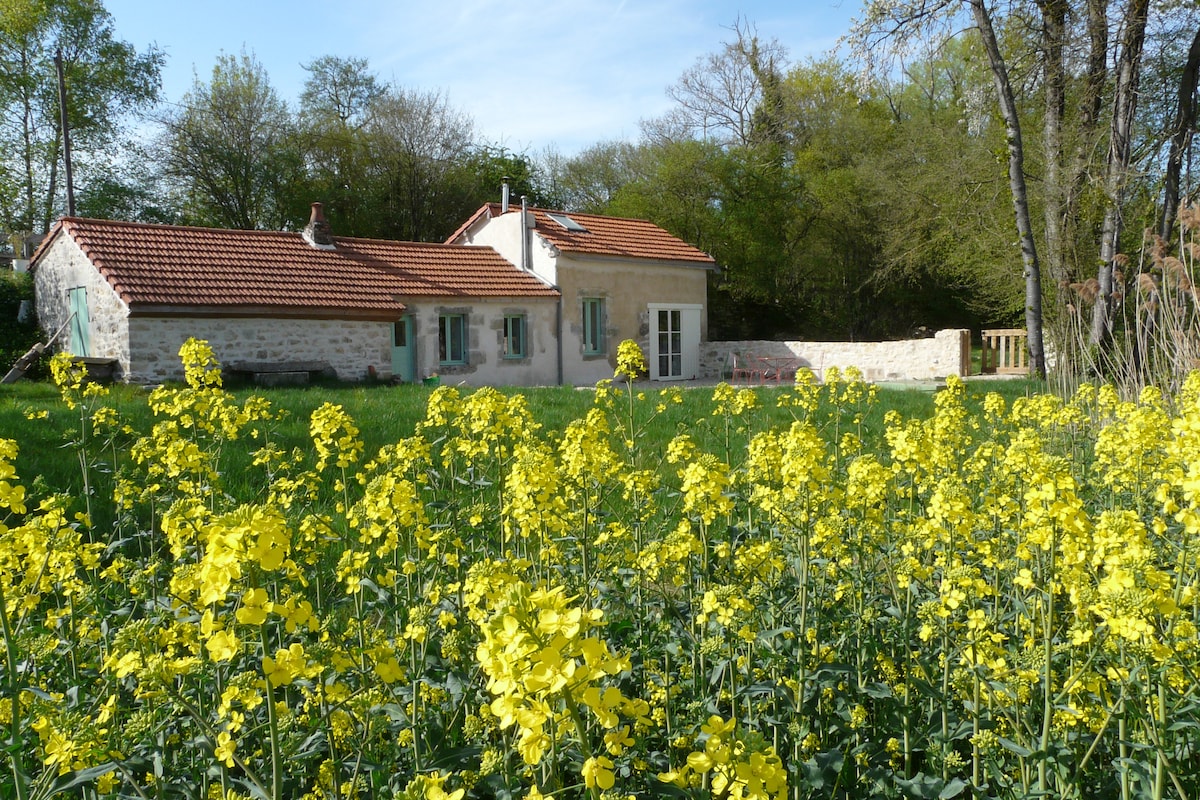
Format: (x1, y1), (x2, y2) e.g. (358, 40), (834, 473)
(981, 329), (1028, 375)
(226, 361), (336, 386)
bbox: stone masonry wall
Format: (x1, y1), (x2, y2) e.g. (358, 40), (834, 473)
(127, 317), (392, 384)
(33, 232), (131, 371)
(701, 329), (971, 382)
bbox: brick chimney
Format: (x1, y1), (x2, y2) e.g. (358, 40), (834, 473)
(302, 202), (336, 249)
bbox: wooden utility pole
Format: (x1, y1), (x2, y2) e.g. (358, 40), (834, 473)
(54, 49), (75, 217)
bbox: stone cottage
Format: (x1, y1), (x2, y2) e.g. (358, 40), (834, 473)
(32, 204), (560, 385)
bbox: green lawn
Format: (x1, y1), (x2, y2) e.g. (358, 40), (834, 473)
(0, 375), (1043, 533)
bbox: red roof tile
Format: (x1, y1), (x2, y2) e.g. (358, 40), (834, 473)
(448, 204), (715, 266)
(42, 218), (557, 318)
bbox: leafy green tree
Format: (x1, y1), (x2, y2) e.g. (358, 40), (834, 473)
(75, 168), (179, 224)
(776, 62), (890, 338)
(852, 0), (1200, 381)
(75, 138), (179, 224)
(357, 87), (477, 241)
(0, 0), (162, 233)
(0, 270), (40, 378)
(299, 54), (382, 127)
(866, 43), (1022, 330)
(540, 141), (638, 213)
(297, 58), (537, 241)
(612, 29), (822, 338)
(651, 20), (787, 148)
(296, 55), (381, 236)
(619, 31), (1028, 341)
(1152, 21), (1200, 242)
(158, 51), (305, 230)
(1091, 0), (1151, 348)
(854, 0), (1048, 375)
(462, 145), (548, 208)
(607, 139), (726, 265)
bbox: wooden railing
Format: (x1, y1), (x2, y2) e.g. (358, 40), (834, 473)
(981, 329), (1028, 375)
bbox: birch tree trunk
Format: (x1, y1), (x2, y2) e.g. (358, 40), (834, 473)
(1038, 0), (1069, 292)
(1064, 0), (1109, 272)
(1091, 0), (1151, 347)
(1159, 25), (1200, 243)
(968, 0), (1046, 377)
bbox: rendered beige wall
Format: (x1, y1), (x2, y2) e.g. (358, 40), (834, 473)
(555, 255), (709, 385)
(127, 300), (561, 386)
(454, 212), (712, 385)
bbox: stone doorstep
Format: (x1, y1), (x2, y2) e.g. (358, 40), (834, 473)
(72, 356), (121, 384)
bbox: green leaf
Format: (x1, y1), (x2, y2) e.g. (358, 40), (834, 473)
(893, 772), (964, 800)
(46, 762), (120, 796)
(939, 778), (967, 798)
(800, 750), (844, 789)
(996, 736), (1032, 758)
(428, 744), (482, 769)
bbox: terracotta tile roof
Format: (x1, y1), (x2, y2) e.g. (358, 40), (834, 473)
(40, 217), (557, 318)
(448, 203), (716, 266)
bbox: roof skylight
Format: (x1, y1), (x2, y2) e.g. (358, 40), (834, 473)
(547, 213), (588, 232)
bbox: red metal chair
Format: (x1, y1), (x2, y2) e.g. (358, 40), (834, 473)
(730, 352), (762, 384)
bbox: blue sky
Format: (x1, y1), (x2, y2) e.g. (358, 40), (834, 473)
(103, 0), (863, 155)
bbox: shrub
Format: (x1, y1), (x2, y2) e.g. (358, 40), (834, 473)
(0, 270), (41, 379)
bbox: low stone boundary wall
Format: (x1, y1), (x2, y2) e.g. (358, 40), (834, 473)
(701, 329), (970, 382)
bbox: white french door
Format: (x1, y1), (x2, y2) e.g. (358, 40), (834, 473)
(648, 304), (700, 380)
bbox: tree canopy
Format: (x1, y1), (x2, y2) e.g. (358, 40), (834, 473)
(0, 0), (162, 234)
(7, 0), (1200, 370)
(159, 51), (303, 231)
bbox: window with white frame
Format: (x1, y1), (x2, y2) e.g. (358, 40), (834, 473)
(503, 314), (526, 359)
(439, 314), (467, 365)
(581, 298), (604, 355)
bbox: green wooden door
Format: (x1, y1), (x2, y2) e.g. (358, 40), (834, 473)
(68, 287), (91, 357)
(391, 316), (415, 382)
